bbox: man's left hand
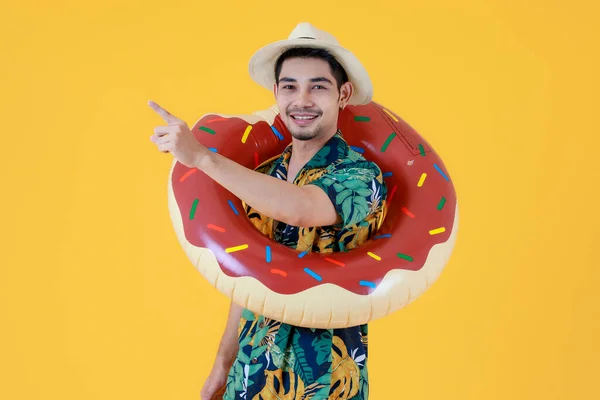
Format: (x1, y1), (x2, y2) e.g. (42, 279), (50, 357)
(148, 100), (208, 168)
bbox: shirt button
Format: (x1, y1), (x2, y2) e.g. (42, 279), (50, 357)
(251, 358), (258, 363)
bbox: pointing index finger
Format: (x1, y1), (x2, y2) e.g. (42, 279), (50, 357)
(148, 100), (179, 124)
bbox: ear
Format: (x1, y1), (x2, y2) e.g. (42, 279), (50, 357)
(273, 82), (278, 99)
(338, 81), (353, 109)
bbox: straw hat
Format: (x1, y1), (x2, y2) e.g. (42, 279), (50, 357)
(248, 22), (373, 105)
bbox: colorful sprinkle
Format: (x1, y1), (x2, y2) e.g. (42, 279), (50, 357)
(354, 116), (370, 122)
(266, 246), (272, 263)
(208, 147), (217, 152)
(397, 253), (414, 262)
(304, 268), (323, 281)
(270, 269), (287, 277)
(350, 146), (365, 154)
(225, 244), (248, 253)
(298, 251), (308, 258)
(205, 117), (227, 123)
(207, 224), (225, 232)
(387, 185), (398, 205)
(382, 108), (399, 122)
(402, 206), (415, 218)
(241, 125), (252, 143)
(417, 173), (427, 187)
(383, 172), (393, 178)
(374, 234), (392, 239)
(367, 252), (381, 261)
(437, 197), (446, 210)
(434, 164), (449, 181)
(419, 144), (426, 156)
(271, 125), (284, 140)
(227, 200), (239, 215)
(189, 199), (199, 220)
(180, 168), (198, 182)
(381, 133), (396, 152)
(199, 126), (215, 134)
(429, 227), (446, 235)
(324, 257), (345, 267)
(360, 280), (376, 288)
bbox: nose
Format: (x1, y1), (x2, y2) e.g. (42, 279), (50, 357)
(293, 87), (315, 109)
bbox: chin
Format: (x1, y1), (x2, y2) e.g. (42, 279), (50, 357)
(290, 130), (319, 141)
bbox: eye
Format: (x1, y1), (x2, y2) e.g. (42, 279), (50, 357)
(281, 85), (294, 90)
(313, 85), (326, 90)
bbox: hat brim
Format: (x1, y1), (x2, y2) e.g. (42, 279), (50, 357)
(248, 38), (373, 106)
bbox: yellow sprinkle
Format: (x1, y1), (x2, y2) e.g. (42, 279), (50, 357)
(367, 252), (381, 261)
(429, 227), (446, 235)
(383, 108), (399, 122)
(225, 244), (248, 253)
(418, 173), (427, 187)
(241, 125), (252, 143)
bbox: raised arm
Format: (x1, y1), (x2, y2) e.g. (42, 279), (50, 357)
(148, 100), (341, 227)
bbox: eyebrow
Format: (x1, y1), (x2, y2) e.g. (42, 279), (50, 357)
(279, 77), (333, 84)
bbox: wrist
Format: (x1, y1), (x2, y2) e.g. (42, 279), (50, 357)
(194, 146), (213, 171)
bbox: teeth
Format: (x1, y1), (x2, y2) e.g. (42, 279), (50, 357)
(293, 116), (316, 120)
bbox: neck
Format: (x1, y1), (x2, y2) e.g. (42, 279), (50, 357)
(290, 128), (338, 165)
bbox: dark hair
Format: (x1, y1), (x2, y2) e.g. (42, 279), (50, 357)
(274, 47), (349, 90)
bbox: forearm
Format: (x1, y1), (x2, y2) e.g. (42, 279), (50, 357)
(196, 151), (308, 226)
(214, 301), (243, 369)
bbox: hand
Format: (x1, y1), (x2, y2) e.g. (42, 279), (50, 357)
(200, 364), (229, 400)
(148, 100), (208, 168)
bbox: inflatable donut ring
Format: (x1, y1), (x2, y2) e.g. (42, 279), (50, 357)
(167, 102), (459, 329)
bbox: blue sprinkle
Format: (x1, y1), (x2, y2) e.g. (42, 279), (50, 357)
(382, 172), (393, 178)
(208, 147), (218, 152)
(298, 251), (307, 258)
(304, 268), (322, 281)
(360, 280), (376, 288)
(434, 163), (449, 181)
(350, 146), (365, 154)
(374, 234), (392, 239)
(227, 200), (239, 215)
(271, 125), (284, 141)
(266, 246), (271, 263)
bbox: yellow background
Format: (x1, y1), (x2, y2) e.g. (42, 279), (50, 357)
(1, 0), (598, 398)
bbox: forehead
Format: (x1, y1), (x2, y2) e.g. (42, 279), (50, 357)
(279, 57), (333, 79)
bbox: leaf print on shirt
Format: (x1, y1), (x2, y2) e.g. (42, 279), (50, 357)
(229, 131), (384, 400)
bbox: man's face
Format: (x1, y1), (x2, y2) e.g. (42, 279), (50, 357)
(274, 57), (352, 141)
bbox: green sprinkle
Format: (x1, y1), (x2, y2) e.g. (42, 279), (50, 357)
(199, 126), (215, 134)
(354, 116), (370, 122)
(397, 253), (414, 262)
(381, 133), (396, 152)
(437, 197), (446, 210)
(419, 144), (426, 156)
(189, 199), (199, 220)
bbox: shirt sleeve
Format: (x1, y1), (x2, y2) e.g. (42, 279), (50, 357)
(309, 161), (385, 227)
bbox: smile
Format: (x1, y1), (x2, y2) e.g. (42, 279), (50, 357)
(290, 114), (319, 126)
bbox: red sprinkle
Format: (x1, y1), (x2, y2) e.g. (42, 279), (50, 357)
(180, 168), (198, 182)
(387, 185), (398, 205)
(324, 257), (345, 267)
(270, 269), (288, 277)
(205, 117), (228, 123)
(207, 224), (226, 233)
(402, 206), (415, 218)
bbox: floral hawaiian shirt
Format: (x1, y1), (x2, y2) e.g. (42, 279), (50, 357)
(224, 130), (387, 399)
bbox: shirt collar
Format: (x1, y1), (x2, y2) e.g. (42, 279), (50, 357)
(279, 129), (349, 170)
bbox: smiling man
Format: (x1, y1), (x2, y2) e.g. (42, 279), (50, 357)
(150, 22), (387, 399)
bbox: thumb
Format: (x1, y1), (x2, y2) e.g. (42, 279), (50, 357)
(148, 100), (180, 124)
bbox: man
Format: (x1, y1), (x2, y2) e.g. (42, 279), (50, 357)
(149, 23), (387, 399)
